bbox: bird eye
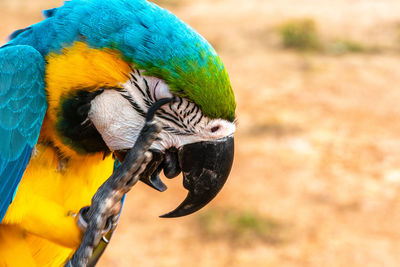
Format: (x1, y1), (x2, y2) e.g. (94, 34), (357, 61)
(211, 126), (220, 133)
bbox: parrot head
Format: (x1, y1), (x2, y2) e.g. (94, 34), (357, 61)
(87, 69), (235, 218)
(34, 0), (236, 217)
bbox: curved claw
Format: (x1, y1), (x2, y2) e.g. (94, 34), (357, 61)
(139, 150), (167, 192)
(160, 135), (234, 218)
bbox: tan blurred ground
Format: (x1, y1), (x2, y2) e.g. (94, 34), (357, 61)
(3, 0), (400, 266)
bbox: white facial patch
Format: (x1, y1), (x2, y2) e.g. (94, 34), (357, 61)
(88, 90), (143, 151)
(89, 70), (236, 152)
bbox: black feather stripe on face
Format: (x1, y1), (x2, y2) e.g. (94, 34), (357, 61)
(120, 72), (203, 136)
(56, 88), (110, 154)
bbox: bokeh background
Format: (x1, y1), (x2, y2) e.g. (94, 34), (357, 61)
(3, 0), (400, 266)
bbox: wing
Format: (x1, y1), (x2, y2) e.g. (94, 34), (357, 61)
(0, 45), (47, 222)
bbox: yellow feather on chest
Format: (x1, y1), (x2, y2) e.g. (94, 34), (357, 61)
(0, 145), (114, 266)
(15, 144), (114, 217)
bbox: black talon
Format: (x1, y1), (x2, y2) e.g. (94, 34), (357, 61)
(77, 206), (90, 231)
(138, 149), (167, 192)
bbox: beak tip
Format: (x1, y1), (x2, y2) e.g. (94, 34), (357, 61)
(159, 215), (174, 218)
(158, 209), (193, 218)
(159, 210), (183, 218)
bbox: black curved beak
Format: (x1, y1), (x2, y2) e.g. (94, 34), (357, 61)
(160, 135), (234, 218)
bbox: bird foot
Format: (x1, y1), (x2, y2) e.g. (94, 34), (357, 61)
(64, 98), (172, 267)
(76, 206), (117, 238)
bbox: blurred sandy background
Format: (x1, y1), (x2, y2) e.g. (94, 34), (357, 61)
(3, 0), (400, 266)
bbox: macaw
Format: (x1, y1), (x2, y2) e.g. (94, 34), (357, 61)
(0, 0), (236, 266)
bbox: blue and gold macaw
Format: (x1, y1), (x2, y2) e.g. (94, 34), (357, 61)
(0, 0), (236, 265)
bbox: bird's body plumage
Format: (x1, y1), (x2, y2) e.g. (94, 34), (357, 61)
(0, 0), (236, 265)
(1, 144), (114, 266)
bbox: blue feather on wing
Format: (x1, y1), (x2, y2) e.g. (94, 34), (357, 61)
(0, 45), (47, 222)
